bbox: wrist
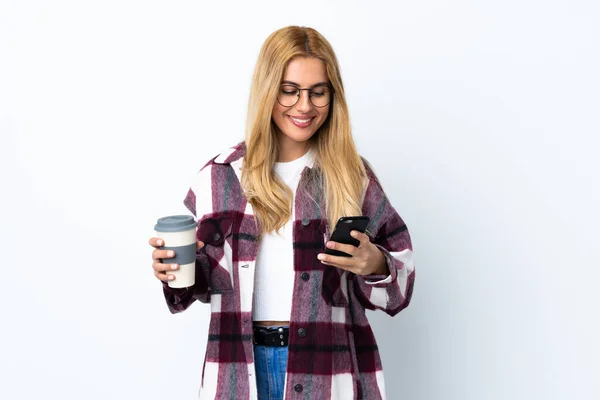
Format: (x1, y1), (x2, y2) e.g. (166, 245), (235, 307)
(370, 250), (389, 275)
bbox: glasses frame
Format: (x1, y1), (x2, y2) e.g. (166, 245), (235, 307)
(276, 84), (334, 108)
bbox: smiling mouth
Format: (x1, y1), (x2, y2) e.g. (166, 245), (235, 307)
(287, 115), (315, 127)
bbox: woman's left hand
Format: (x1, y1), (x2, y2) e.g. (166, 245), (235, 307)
(317, 230), (389, 276)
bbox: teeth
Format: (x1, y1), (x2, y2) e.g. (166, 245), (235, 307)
(290, 116), (312, 124)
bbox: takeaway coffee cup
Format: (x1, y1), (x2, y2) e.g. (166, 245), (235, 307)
(154, 215), (197, 288)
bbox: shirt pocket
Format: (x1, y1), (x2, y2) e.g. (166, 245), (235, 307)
(197, 216), (235, 293)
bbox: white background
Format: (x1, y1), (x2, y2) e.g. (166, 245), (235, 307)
(1, 1), (599, 399)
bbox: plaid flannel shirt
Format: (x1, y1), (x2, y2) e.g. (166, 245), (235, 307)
(162, 141), (415, 399)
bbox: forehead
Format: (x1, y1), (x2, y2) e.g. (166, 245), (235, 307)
(282, 57), (328, 85)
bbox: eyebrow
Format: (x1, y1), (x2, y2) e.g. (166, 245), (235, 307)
(281, 80), (329, 88)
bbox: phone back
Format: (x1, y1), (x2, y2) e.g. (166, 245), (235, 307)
(325, 216), (370, 257)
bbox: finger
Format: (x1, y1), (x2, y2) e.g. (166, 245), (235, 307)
(325, 241), (357, 256)
(155, 270), (176, 282)
(317, 253), (354, 269)
(153, 261), (178, 282)
(196, 241), (205, 250)
(153, 261), (179, 273)
(149, 237), (164, 248)
(349, 230), (368, 244)
(350, 230), (370, 246)
(320, 260), (353, 272)
(152, 249), (176, 261)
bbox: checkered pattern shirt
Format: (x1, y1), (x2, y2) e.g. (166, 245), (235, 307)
(162, 141), (416, 399)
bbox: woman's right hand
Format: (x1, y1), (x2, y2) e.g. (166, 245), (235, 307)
(149, 237), (205, 283)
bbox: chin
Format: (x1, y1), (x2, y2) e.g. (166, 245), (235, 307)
(287, 132), (317, 144)
(276, 124), (314, 141)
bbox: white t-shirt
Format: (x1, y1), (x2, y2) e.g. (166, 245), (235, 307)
(252, 149), (314, 321)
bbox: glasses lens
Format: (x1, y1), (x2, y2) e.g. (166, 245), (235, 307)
(277, 85), (332, 107)
(278, 85), (299, 107)
(309, 86), (331, 107)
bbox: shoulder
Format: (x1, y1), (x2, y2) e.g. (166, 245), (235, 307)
(189, 141), (246, 187)
(359, 156), (392, 220)
(360, 156), (385, 192)
(210, 141), (246, 166)
(186, 141), (245, 217)
(192, 140), (246, 178)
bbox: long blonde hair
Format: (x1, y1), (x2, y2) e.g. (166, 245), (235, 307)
(242, 26), (367, 234)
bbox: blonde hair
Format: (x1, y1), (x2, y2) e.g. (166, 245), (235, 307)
(242, 26), (367, 234)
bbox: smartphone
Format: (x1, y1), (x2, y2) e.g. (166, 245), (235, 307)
(324, 216), (371, 257)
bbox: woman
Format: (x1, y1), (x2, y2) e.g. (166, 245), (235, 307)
(149, 26), (415, 400)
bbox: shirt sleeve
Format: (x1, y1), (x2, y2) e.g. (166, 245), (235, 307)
(352, 164), (416, 316)
(363, 274), (393, 285)
(161, 164), (213, 313)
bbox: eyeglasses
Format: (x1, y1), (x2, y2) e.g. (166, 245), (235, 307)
(277, 84), (332, 108)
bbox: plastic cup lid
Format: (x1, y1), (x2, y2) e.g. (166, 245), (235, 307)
(154, 215), (197, 232)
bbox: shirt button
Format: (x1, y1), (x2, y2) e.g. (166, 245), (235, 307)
(301, 272), (310, 281)
(301, 218), (310, 226)
(213, 232), (221, 241)
(298, 328), (307, 337)
(294, 384), (303, 393)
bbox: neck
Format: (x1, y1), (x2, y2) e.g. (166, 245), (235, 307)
(276, 135), (311, 162)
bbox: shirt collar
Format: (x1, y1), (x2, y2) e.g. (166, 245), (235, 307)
(214, 141), (316, 170)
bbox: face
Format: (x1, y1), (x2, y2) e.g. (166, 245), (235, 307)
(272, 57), (331, 149)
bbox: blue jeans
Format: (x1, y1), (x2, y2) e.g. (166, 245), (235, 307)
(253, 344), (289, 400)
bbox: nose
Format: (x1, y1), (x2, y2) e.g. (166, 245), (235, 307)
(295, 90), (312, 113)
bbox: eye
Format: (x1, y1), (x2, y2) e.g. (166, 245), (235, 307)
(310, 86), (329, 96)
(280, 85), (298, 95)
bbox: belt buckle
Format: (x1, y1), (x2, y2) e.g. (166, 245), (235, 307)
(253, 326), (288, 346)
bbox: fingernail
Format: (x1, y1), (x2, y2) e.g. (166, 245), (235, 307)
(168, 251), (174, 257)
(326, 242), (334, 249)
(317, 254), (325, 261)
(157, 240), (163, 246)
(168, 275), (175, 280)
(350, 231), (358, 237)
(171, 264), (178, 270)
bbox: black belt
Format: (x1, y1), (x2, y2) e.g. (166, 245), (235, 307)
(253, 326), (289, 347)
